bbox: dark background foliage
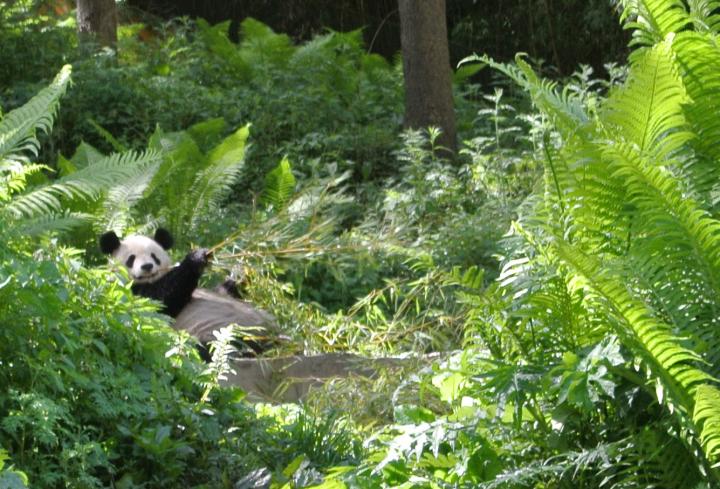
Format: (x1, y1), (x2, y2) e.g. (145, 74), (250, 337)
(125, 0), (629, 75)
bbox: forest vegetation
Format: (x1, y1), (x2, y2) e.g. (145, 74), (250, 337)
(1, 0), (720, 488)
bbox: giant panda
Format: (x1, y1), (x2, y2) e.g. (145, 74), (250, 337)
(99, 228), (278, 358)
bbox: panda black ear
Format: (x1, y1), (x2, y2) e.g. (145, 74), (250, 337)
(154, 228), (174, 250)
(100, 231), (121, 254)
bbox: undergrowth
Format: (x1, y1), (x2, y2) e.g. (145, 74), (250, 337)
(8, 1), (715, 488)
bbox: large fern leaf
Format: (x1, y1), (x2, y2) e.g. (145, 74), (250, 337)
(5, 149), (161, 219)
(196, 20), (250, 78)
(603, 142), (720, 297)
(603, 36), (692, 160)
(556, 242), (709, 407)
(237, 18), (293, 69)
(487, 0), (720, 481)
(694, 384), (720, 463)
(184, 124), (249, 231)
(261, 156), (296, 211)
(9, 211), (92, 238)
(671, 32), (720, 200)
(140, 126), (207, 238)
(687, 0), (720, 32)
(0, 65), (71, 160)
(556, 242), (720, 473)
(101, 159), (162, 234)
(620, 0), (690, 49)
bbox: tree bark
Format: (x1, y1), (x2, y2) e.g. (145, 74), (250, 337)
(398, 0), (457, 153)
(76, 0), (118, 48)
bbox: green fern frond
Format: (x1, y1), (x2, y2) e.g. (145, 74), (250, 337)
(187, 117), (227, 152)
(261, 156), (296, 211)
(461, 54), (589, 138)
(603, 142), (720, 296)
(6, 149), (161, 219)
(555, 242), (710, 410)
(488, 2), (720, 482)
(144, 127), (205, 216)
(0, 65), (71, 160)
(556, 242), (720, 475)
(0, 162), (48, 201)
(184, 124), (249, 231)
(671, 32), (720, 199)
(513, 56), (591, 137)
(9, 211), (92, 237)
(196, 19), (250, 78)
(686, 0), (720, 32)
(605, 431), (704, 487)
(620, 0), (690, 49)
(101, 159), (162, 234)
(694, 384), (720, 463)
(603, 36), (692, 159)
(87, 118), (127, 153)
(238, 18), (293, 68)
(199, 325), (239, 404)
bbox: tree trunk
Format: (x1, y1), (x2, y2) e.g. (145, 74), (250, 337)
(398, 0), (457, 153)
(76, 0), (118, 48)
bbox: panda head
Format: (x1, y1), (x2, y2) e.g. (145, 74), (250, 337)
(100, 228), (174, 284)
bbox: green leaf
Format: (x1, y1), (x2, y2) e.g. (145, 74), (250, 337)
(432, 372), (465, 404)
(261, 156), (296, 211)
(603, 35), (692, 159)
(693, 384), (720, 463)
(282, 454), (308, 478)
(196, 19), (251, 78)
(184, 124), (250, 231)
(394, 405), (436, 424)
(0, 64), (71, 160)
(453, 63), (483, 84)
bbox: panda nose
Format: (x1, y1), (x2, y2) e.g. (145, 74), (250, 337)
(141, 263), (154, 272)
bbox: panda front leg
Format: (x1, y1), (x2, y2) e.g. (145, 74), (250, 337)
(133, 248), (211, 317)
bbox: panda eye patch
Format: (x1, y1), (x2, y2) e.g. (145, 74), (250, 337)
(151, 253), (161, 265)
(125, 255), (136, 268)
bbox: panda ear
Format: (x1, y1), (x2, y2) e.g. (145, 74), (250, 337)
(154, 228), (174, 250)
(100, 231), (121, 254)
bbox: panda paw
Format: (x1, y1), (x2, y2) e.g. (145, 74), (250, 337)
(187, 248), (212, 269)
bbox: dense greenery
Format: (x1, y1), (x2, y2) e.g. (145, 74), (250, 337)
(0, 8), (404, 194)
(3, 0), (720, 488)
(124, 0), (629, 75)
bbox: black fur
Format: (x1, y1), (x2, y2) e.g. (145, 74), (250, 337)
(215, 278), (242, 299)
(154, 228), (174, 250)
(99, 231), (121, 254)
(132, 249), (210, 317)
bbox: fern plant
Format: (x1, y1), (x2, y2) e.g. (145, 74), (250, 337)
(96, 120), (250, 243)
(261, 156), (296, 211)
(0, 65), (163, 240)
(57, 116), (252, 249)
(458, 1), (720, 485)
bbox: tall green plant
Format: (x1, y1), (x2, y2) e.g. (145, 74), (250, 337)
(459, 2), (720, 482)
(0, 65), (165, 240)
(84, 119), (250, 245)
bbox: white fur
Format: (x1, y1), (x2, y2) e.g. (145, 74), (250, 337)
(110, 235), (172, 284)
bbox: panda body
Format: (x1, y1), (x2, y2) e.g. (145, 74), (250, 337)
(176, 288), (276, 344)
(100, 229), (277, 354)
